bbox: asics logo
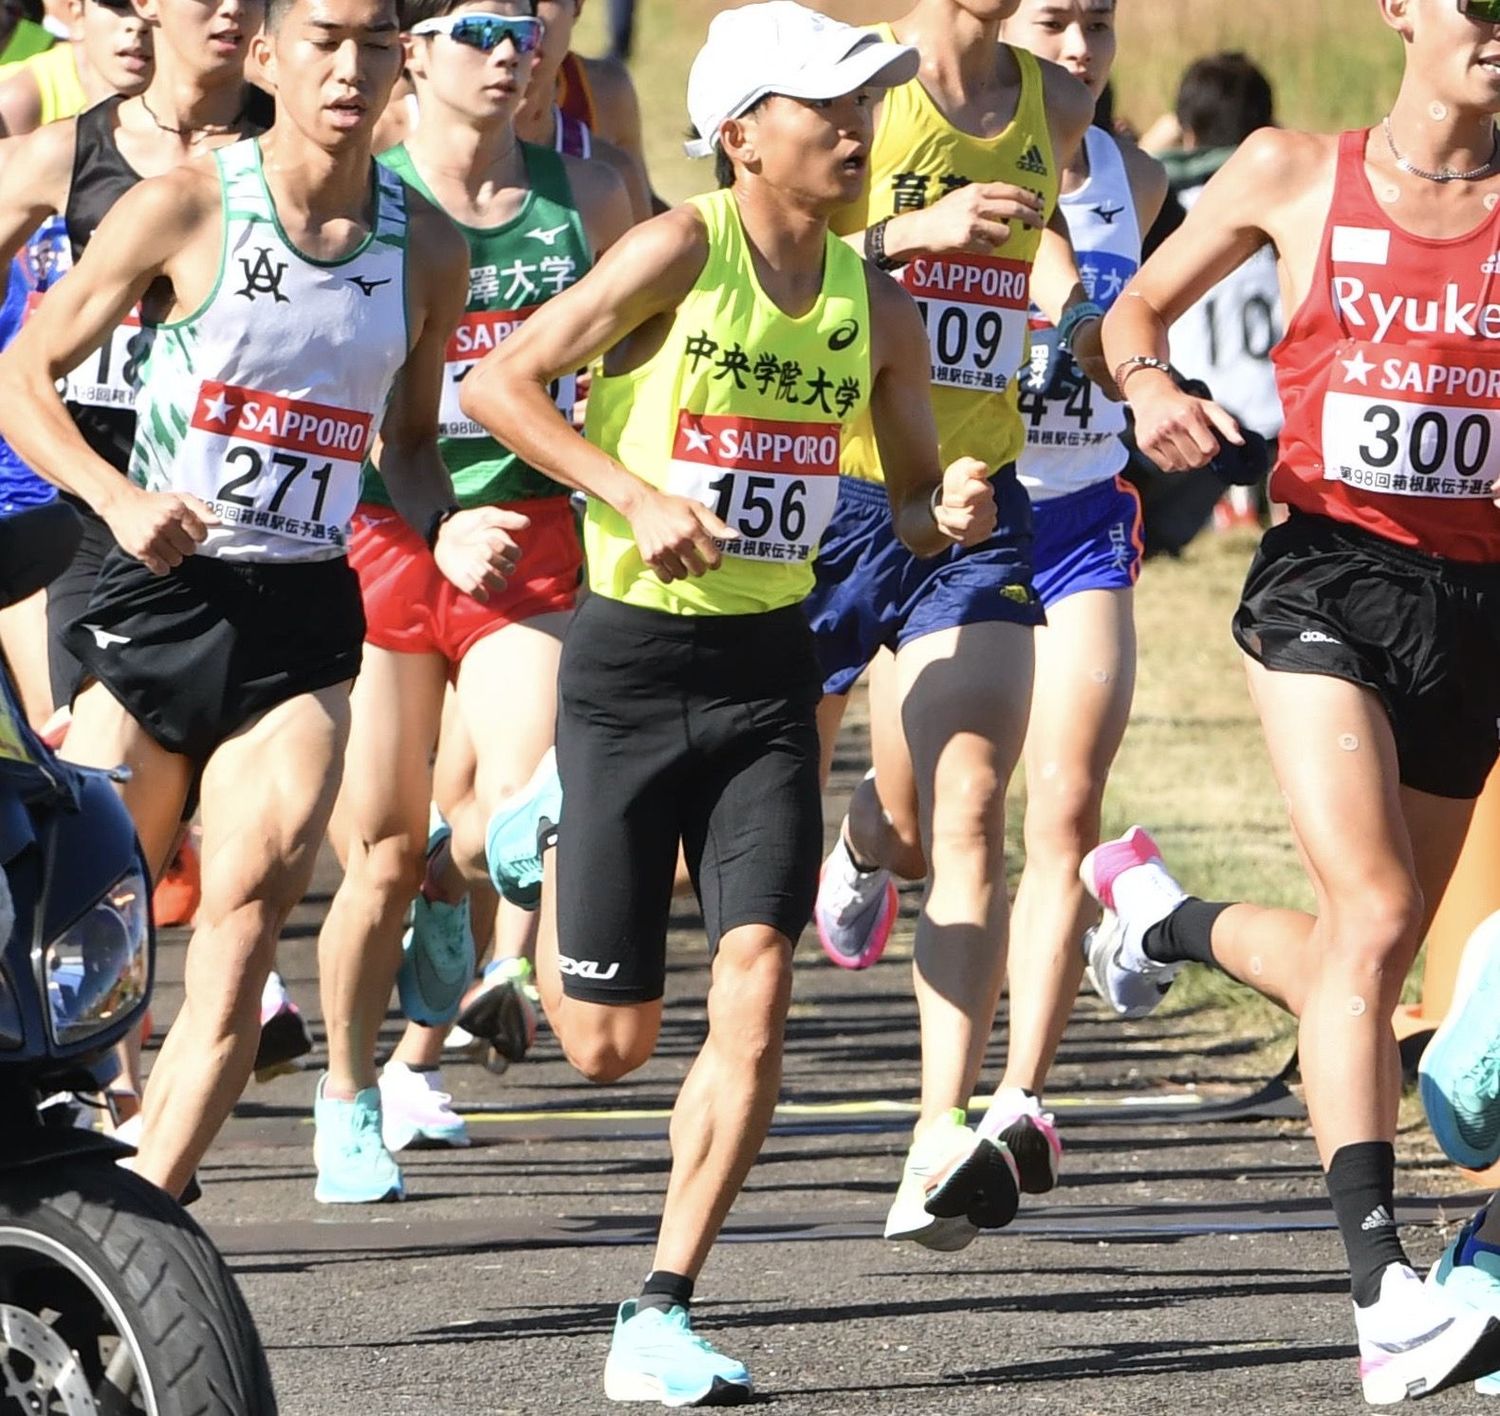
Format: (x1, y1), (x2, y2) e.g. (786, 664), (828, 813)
(558, 955), (620, 981)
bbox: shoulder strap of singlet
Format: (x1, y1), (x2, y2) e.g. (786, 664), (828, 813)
(556, 51), (596, 129)
(1085, 127), (1142, 248)
(220, 138), (407, 245)
(1008, 44), (1052, 169)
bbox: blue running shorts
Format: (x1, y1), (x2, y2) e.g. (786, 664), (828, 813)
(805, 463), (1043, 698)
(1029, 475), (1142, 611)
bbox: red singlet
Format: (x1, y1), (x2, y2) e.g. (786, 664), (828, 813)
(556, 52), (597, 131)
(1273, 129), (1500, 562)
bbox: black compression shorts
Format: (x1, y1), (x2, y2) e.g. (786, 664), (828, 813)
(554, 594), (823, 1005)
(1233, 511), (1500, 799)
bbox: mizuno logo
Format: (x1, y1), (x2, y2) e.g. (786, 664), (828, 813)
(557, 956), (620, 981)
(1017, 144), (1049, 177)
(526, 223), (570, 246)
(1092, 203), (1124, 225)
(84, 624), (131, 649)
(348, 275), (392, 297)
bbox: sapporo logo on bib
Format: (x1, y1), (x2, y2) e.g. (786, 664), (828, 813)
(441, 306), (575, 437)
(1322, 339), (1500, 498)
(28, 293), (152, 410)
(900, 253), (1030, 393)
(187, 380), (372, 547)
(666, 411), (841, 563)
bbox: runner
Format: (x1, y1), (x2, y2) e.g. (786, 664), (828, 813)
(1094, 0), (1500, 1400)
(971, 0), (1165, 1195)
(804, 0), (1108, 1249)
(463, 5), (998, 1399)
(312, 0), (629, 1201)
(0, 0), (150, 135)
(0, 0), (521, 1200)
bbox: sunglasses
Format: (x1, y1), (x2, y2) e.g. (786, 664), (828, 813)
(410, 12), (544, 52)
(1462, 0), (1500, 21)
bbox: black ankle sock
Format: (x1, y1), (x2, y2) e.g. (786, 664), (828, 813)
(1327, 1142), (1410, 1307)
(1141, 898), (1228, 967)
(637, 1270), (694, 1316)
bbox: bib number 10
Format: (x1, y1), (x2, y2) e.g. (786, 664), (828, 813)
(707, 472), (808, 542)
(217, 445), (333, 521)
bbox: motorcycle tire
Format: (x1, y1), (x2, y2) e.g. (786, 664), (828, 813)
(0, 1158), (276, 1414)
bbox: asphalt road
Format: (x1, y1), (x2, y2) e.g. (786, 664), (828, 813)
(144, 716), (1489, 1416)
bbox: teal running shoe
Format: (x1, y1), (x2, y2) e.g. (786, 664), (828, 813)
(1419, 910), (1500, 1170)
(313, 1074), (405, 1204)
(603, 1301), (751, 1407)
(485, 748), (561, 911)
(1428, 1205), (1500, 1394)
(397, 818), (475, 1026)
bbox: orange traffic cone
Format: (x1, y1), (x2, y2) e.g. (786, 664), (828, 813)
(153, 834), (202, 928)
(1395, 758), (1500, 1182)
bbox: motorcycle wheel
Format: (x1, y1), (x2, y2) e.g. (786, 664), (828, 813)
(0, 1159), (276, 1414)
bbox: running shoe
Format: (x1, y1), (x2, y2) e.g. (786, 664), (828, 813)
(1427, 1206), (1500, 1394)
(254, 970), (313, 1082)
(313, 1074), (405, 1205)
(455, 957), (540, 1068)
(396, 819), (476, 1027)
(1419, 910), (1500, 1171)
(884, 1109), (1014, 1250)
(603, 1300), (751, 1407)
(976, 1087), (1062, 1194)
(1356, 1261), (1500, 1404)
(152, 835), (201, 928)
(378, 1060), (470, 1151)
(814, 828), (898, 970)
(485, 748), (562, 910)
(1078, 825), (1187, 1019)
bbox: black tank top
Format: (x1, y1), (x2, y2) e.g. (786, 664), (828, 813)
(62, 90), (274, 474)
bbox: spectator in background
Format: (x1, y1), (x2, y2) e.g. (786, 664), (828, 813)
(1149, 54), (1285, 529)
(0, 0), (51, 69)
(606, 0), (632, 62)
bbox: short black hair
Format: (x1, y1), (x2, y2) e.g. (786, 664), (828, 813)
(398, 0), (535, 28)
(1174, 52), (1275, 149)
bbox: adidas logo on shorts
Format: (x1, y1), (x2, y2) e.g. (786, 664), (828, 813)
(1361, 1205), (1395, 1232)
(1017, 144), (1049, 177)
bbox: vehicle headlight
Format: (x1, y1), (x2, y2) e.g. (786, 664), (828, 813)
(43, 863), (150, 1048)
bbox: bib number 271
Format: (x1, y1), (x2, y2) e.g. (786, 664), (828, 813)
(217, 445), (333, 521)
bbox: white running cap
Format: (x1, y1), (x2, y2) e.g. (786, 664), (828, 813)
(683, 2), (918, 159)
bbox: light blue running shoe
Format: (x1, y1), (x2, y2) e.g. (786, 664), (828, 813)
(397, 817), (475, 1026)
(485, 748), (561, 911)
(603, 1301), (751, 1407)
(1427, 1205), (1500, 1394)
(313, 1075), (405, 1204)
(1419, 910), (1500, 1170)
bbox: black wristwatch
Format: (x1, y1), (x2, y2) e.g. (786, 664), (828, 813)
(864, 216), (901, 272)
(424, 504), (460, 551)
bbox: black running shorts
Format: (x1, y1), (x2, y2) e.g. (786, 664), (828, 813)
(45, 497), (115, 708)
(1233, 511), (1500, 799)
(554, 594), (824, 1005)
(64, 547), (365, 762)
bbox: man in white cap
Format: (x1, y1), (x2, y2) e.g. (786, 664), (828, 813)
(461, 2), (1001, 1404)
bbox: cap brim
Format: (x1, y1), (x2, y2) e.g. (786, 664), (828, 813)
(684, 35), (918, 159)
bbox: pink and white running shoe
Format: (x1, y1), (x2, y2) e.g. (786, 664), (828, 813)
(1077, 826), (1187, 1019)
(977, 1087), (1062, 1194)
(815, 831), (898, 971)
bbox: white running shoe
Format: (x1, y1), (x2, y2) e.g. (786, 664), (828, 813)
(1078, 825), (1187, 1018)
(815, 829), (898, 971)
(884, 1110), (1007, 1251)
(378, 1061), (470, 1152)
(976, 1088), (1062, 1195)
(1357, 1262), (1500, 1404)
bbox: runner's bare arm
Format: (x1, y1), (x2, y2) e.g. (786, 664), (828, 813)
(867, 269), (997, 558)
(460, 206), (740, 583)
(0, 170), (221, 575)
(1103, 129), (1316, 470)
(562, 150), (635, 256)
(0, 122), (75, 268)
(373, 201), (524, 603)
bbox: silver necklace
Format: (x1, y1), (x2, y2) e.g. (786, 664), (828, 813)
(1382, 115), (1499, 183)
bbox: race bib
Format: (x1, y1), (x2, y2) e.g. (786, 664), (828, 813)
(1322, 340), (1500, 498)
(901, 253), (1030, 393)
(1018, 324), (1125, 450)
(28, 293), (152, 411)
(180, 380), (371, 550)
(440, 306), (575, 437)
(664, 411), (841, 563)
